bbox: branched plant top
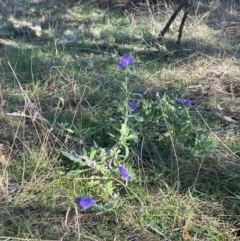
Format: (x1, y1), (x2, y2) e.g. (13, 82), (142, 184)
(158, 0), (193, 44)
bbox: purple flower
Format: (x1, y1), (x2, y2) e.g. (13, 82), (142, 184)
(184, 99), (192, 107)
(118, 55), (133, 69)
(121, 173), (131, 181)
(176, 97), (184, 104)
(176, 98), (192, 107)
(118, 165), (131, 181)
(129, 235), (137, 241)
(76, 196), (94, 210)
(129, 100), (137, 110)
(119, 165), (128, 176)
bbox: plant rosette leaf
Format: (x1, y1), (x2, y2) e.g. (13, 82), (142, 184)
(61, 151), (97, 168)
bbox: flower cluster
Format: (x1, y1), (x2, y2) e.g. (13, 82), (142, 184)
(118, 55), (133, 69)
(176, 98), (192, 107)
(118, 165), (131, 181)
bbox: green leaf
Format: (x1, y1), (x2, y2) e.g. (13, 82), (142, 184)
(148, 226), (166, 237)
(61, 151), (81, 163)
(129, 113), (144, 122)
(90, 148), (98, 160)
(66, 169), (90, 177)
(126, 133), (138, 143)
(64, 128), (74, 133)
(90, 202), (116, 213)
(61, 151), (97, 168)
(120, 123), (129, 136)
(122, 143), (129, 160)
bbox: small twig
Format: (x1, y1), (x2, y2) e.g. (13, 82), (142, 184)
(0, 237), (57, 241)
(162, 107), (180, 188)
(192, 154), (206, 190)
(6, 111), (51, 125)
(64, 207), (71, 230)
(196, 109), (240, 160)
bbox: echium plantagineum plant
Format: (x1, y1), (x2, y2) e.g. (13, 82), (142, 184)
(142, 92), (216, 156)
(72, 54), (136, 211)
(64, 53), (217, 211)
(108, 54), (139, 163)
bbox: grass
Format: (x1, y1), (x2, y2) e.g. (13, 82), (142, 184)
(1, 0), (240, 240)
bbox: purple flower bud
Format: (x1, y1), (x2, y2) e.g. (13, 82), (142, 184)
(118, 165), (131, 181)
(129, 100), (137, 110)
(118, 55), (133, 69)
(119, 165), (128, 176)
(185, 99), (192, 107)
(176, 97), (184, 104)
(121, 173), (131, 181)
